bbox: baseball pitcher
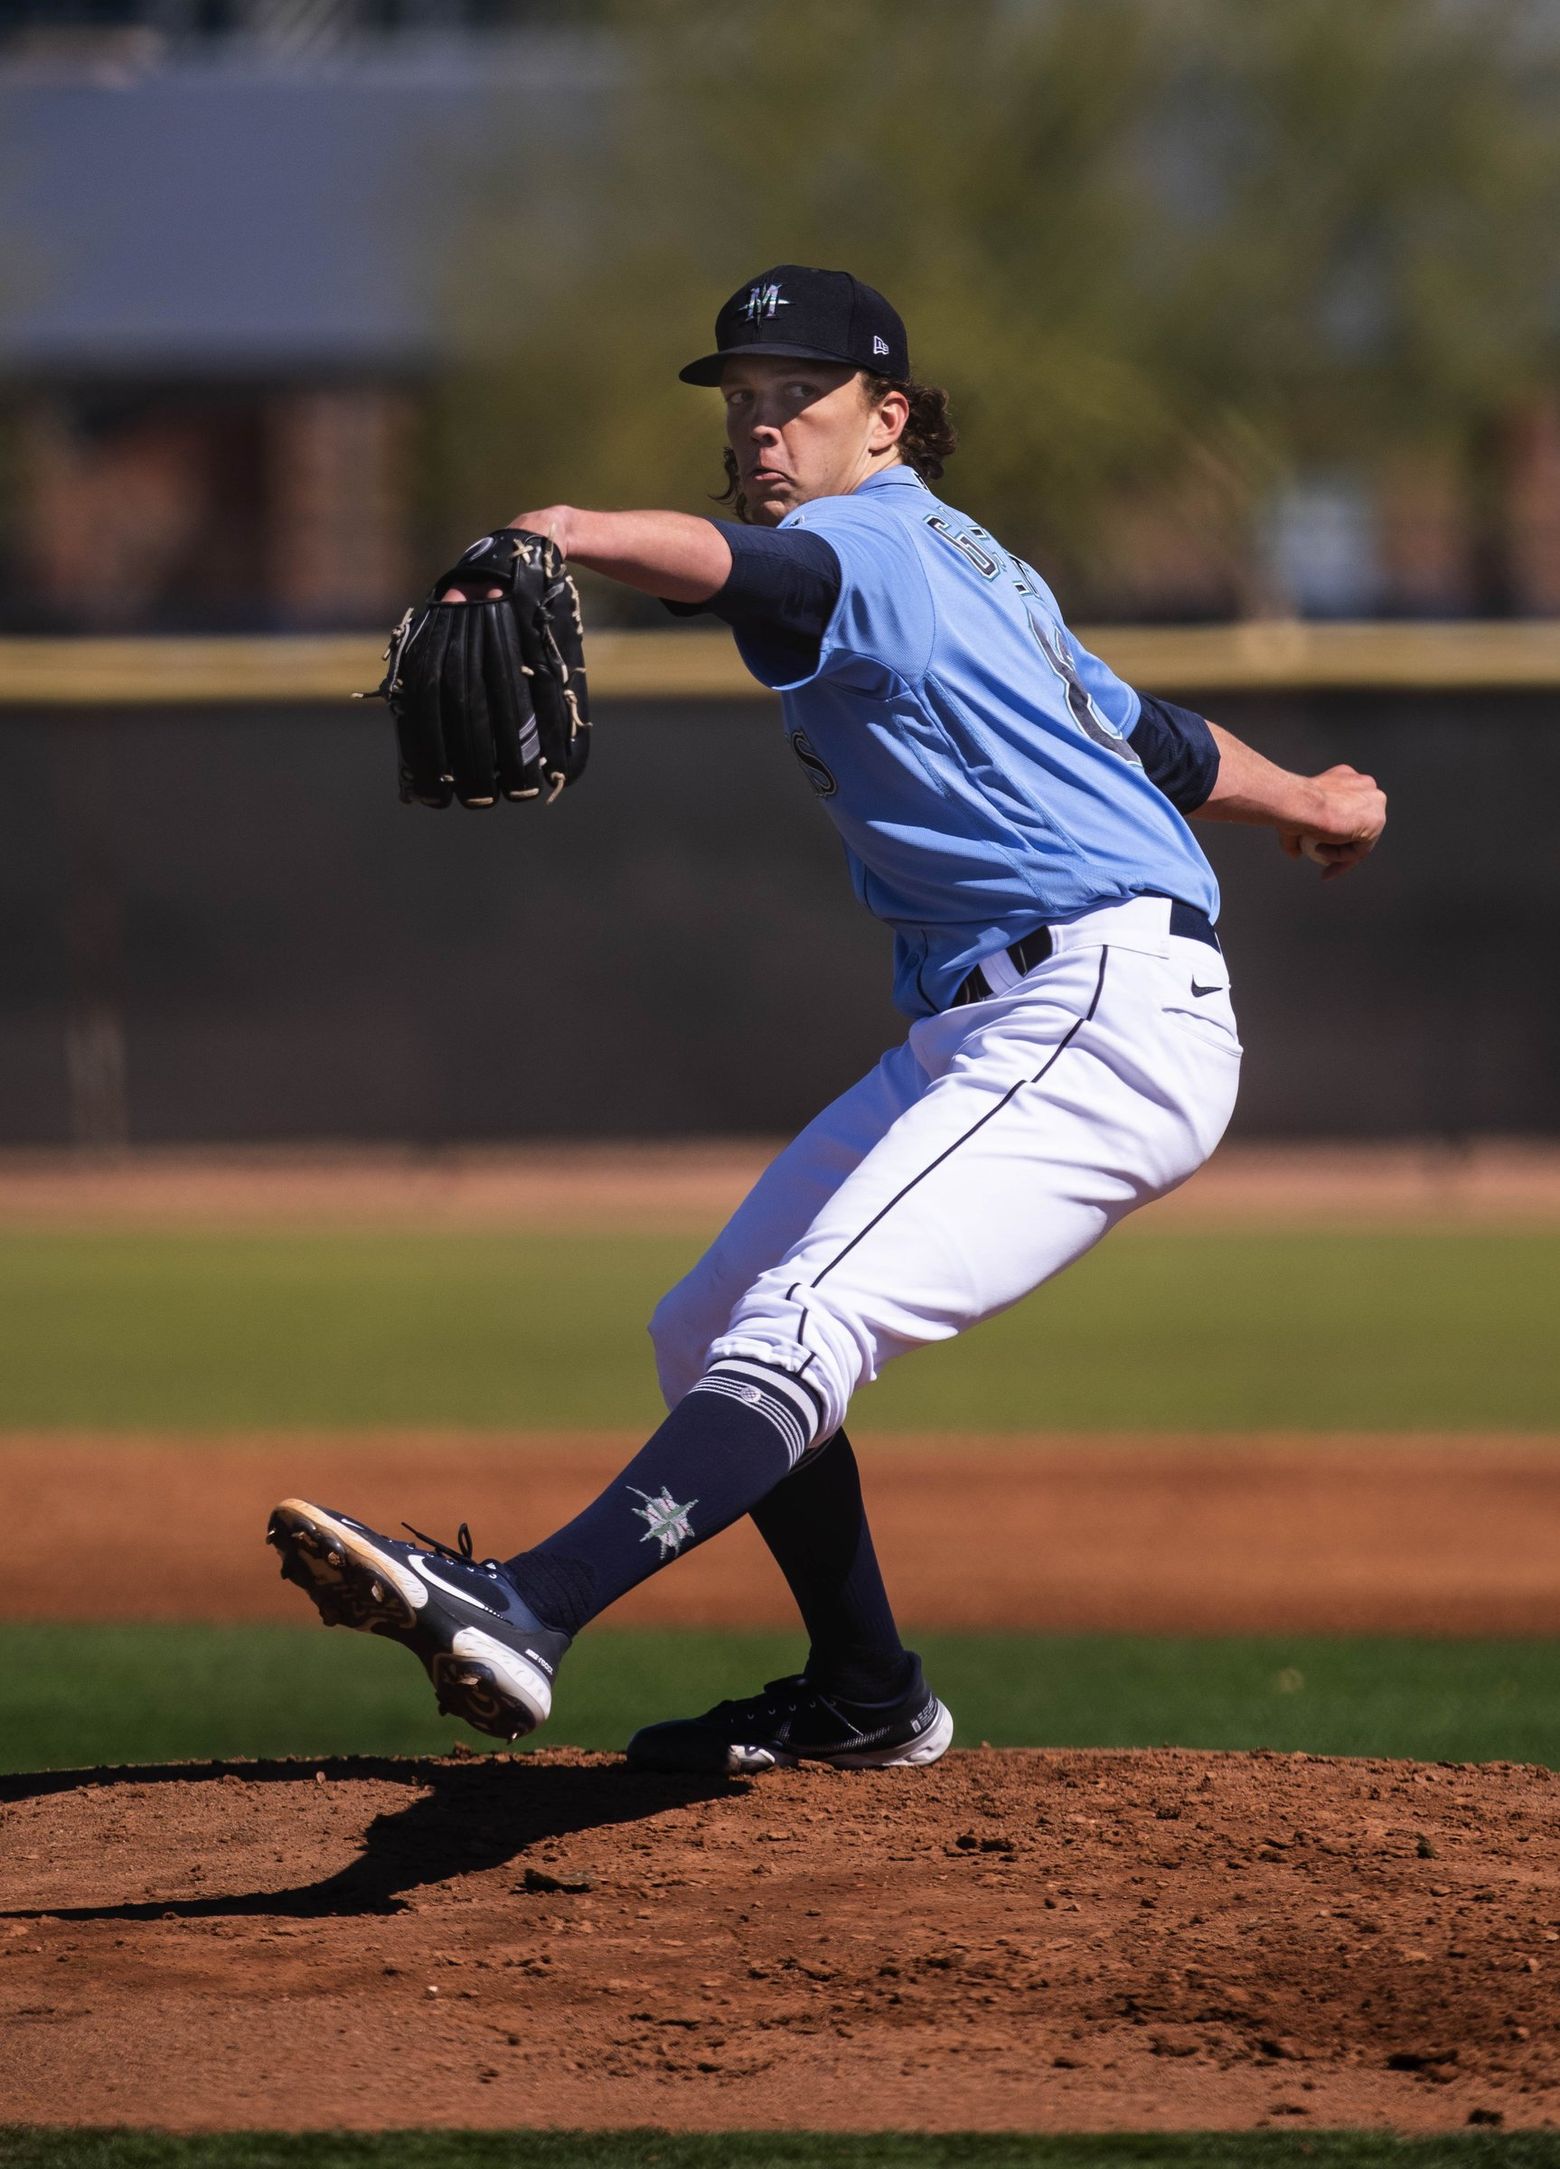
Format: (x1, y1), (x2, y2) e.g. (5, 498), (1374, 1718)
(270, 266), (1386, 1773)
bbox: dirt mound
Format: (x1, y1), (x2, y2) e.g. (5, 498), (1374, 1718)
(3, 1749), (1557, 2133)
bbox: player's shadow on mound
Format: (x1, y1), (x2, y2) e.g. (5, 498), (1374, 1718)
(0, 1757), (746, 1922)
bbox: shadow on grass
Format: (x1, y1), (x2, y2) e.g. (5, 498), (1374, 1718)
(0, 1756), (744, 1922)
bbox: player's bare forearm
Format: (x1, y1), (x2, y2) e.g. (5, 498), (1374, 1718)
(1196, 723), (1319, 827)
(1193, 720), (1387, 881)
(518, 507), (732, 604)
(441, 507), (731, 606)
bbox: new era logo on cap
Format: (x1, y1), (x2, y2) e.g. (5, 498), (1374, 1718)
(679, 264), (911, 386)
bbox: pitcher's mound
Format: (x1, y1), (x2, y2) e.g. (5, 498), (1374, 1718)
(2, 1748), (1556, 2133)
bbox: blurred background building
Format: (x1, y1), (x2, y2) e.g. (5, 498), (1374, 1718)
(0, 1), (614, 632)
(2, 0), (1558, 631)
(0, 0), (1556, 1148)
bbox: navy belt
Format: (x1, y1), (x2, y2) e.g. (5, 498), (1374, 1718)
(951, 898), (1219, 1008)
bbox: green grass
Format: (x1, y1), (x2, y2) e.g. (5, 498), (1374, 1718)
(4, 1624), (1559, 1774)
(0, 1229), (1556, 1434)
(2, 2132), (1557, 2168)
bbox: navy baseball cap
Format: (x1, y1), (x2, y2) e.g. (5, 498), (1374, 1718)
(679, 264), (910, 385)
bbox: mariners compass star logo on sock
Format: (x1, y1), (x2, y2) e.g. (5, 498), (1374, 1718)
(629, 1485), (697, 1558)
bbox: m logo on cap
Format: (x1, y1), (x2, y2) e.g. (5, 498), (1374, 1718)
(742, 281), (790, 323)
(678, 265), (909, 386)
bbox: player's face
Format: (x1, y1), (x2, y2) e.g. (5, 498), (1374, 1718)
(720, 358), (898, 524)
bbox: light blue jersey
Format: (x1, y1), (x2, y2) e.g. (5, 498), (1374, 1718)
(727, 467), (1220, 1017)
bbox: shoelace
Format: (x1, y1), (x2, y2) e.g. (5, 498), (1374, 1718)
(401, 1518), (502, 1572)
(709, 1675), (812, 1725)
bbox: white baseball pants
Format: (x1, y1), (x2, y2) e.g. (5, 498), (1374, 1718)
(650, 895), (1242, 1445)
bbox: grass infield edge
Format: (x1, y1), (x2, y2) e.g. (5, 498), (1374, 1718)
(0, 2128), (1554, 2167)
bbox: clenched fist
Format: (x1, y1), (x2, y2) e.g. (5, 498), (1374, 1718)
(1281, 765), (1387, 881)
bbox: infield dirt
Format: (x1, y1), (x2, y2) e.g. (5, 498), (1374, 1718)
(1, 1138), (1557, 1230)
(3, 1748), (1558, 2134)
(6, 1433), (1560, 1636)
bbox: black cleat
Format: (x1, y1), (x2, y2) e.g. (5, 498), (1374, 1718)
(266, 1499), (569, 1743)
(625, 1665), (954, 1776)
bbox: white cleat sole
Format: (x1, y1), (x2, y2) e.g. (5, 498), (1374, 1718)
(721, 1696), (955, 1775)
(825, 1696), (956, 1770)
(442, 1626), (554, 1734)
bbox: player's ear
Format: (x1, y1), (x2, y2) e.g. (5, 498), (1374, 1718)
(864, 380), (910, 454)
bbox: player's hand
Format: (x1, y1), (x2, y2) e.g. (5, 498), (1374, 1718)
(442, 511), (572, 604)
(1279, 765), (1387, 881)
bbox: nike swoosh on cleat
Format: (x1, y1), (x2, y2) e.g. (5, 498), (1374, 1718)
(407, 1554), (503, 1609)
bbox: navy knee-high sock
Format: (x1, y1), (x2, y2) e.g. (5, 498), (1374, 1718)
(504, 1361), (819, 1636)
(750, 1428), (913, 1704)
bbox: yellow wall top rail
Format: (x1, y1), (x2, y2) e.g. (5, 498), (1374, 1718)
(1, 620), (1559, 706)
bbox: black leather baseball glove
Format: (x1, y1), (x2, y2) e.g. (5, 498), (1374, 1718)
(363, 528), (591, 808)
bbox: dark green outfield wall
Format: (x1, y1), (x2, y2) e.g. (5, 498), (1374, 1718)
(0, 690), (1552, 1143)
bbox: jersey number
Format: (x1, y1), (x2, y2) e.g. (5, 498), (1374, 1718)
(926, 516), (1138, 767)
(1029, 613), (1139, 766)
(923, 515), (1001, 580)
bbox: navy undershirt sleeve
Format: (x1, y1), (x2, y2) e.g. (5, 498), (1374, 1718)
(662, 519), (841, 682)
(1127, 694), (1220, 813)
